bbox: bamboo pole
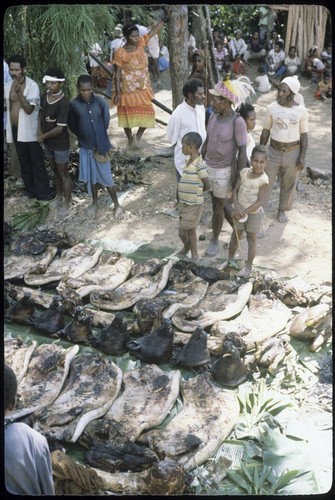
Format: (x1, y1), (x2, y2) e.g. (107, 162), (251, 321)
(290, 5), (299, 55)
(204, 4), (218, 86)
(297, 6), (303, 63)
(308, 6), (315, 53)
(284, 5), (293, 55)
(297, 6), (306, 62)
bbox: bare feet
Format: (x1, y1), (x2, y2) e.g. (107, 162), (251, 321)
(204, 239), (218, 257)
(176, 246), (190, 256)
(189, 256), (199, 263)
(114, 206), (124, 220)
(237, 265), (252, 278)
(50, 195), (63, 209)
(58, 204), (70, 217)
(277, 210), (289, 223)
(88, 204), (98, 219)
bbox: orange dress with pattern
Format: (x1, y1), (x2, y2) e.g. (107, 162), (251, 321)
(113, 35), (155, 129)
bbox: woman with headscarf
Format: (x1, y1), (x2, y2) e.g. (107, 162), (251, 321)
(113, 16), (168, 149)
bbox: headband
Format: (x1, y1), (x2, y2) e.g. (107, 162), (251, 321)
(43, 75), (65, 83)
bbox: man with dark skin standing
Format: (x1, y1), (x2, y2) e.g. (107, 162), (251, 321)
(260, 75), (308, 223)
(68, 75), (123, 219)
(4, 55), (54, 200)
(200, 79), (251, 257)
(38, 67), (73, 216)
(166, 78), (206, 182)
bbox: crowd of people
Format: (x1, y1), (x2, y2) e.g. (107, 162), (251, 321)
(4, 15), (330, 272)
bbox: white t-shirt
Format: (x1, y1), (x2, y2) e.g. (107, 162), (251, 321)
(89, 42), (102, 67)
(237, 167), (269, 214)
(148, 34), (160, 58)
(246, 132), (256, 161)
(312, 57), (325, 71)
(5, 76), (41, 143)
(230, 37), (247, 57)
(268, 48), (285, 68)
(160, 45), (169, 62)
(263, 101), (309, 143)
(167, 100), (206, 175)
(284, 55), (301, 74)
(254, 74), (271, 92)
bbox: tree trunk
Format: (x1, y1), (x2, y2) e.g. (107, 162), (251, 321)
(168, 5), (189, 109)
(194, 6), (216, 91)
(204, 5), (218, 85)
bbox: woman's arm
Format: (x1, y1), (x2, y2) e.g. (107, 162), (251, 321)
(113, 65), (121, 104)
(148, 16), (167, 40)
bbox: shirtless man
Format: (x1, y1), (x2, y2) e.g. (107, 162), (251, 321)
(4, 54), (53, 200)
(260, 75), (308, 223)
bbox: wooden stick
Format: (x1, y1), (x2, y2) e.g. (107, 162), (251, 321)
(151, 98), (172, 115)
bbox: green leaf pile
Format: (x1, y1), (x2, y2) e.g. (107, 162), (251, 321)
(11, 201), (51, 232)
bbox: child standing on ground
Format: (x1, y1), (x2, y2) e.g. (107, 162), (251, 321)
(220, 145), (269, 278)
(177, 132), (210, 261)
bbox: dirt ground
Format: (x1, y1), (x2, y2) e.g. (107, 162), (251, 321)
(4, 65), (332, 286)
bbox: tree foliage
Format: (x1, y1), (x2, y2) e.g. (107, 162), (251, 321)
(3, 4), (158, 98)
(209, 4), (262, 39)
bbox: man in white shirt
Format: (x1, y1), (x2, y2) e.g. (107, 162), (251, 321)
(4, 54), (53, 200)
(3, 59), (22, 183)
(284, 46), (301, 76)
(166, 78), (206, 188)
(229, 30), (247, 60)
(266, 41), (286, 77)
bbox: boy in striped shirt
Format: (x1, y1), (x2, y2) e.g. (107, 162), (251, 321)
(177, 132), (210, 261)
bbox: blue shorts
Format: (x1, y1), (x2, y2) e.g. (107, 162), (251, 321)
(44, 146), (70, 164)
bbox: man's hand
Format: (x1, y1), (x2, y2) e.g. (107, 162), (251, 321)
(12, 79), (22, 95)
(296, 157), (305, 171)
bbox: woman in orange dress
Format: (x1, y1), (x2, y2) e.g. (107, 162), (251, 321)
(113, 19), (166, 148)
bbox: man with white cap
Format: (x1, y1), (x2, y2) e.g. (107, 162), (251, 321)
(260, 75), (308, 223)
(201, 76), (254, 257)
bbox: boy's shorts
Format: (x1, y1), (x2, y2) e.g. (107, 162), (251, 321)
(206, 165), (232, 198)
(179, 202), (203, 231)
(235, 210), (262, 233)
(43, 146), (70, 164)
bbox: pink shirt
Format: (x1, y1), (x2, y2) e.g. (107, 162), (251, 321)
(205, 112), (247, 169)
